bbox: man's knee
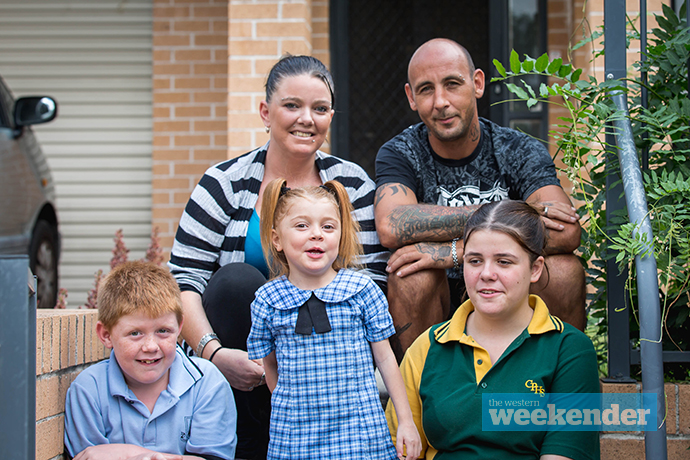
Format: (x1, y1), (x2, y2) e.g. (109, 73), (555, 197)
(387, 269), (450, 361)
(387, 268), (449, 316)
(535, 254), (586, 330)
(545, 254), (585, 294)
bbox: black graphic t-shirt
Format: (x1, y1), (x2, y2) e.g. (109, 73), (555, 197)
(375, 118), (561, 207)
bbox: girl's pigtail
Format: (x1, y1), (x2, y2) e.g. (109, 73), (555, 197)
(261, 178), (289, 278)
(323, 181), (362, 270)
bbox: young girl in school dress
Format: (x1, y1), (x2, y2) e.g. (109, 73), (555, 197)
(247, 178), (421, 460)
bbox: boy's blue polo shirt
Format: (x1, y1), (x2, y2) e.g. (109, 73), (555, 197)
(65, 347), (236, 459)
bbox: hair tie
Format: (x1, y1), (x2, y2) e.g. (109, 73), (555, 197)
(280, 185), (291, 196)
(320, 185), (339, 207)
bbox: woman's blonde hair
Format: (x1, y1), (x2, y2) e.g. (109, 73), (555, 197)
(260, 178), (362, 278)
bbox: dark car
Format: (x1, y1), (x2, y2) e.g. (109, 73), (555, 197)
(0, 75), (60, 308)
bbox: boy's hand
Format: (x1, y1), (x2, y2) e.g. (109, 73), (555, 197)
(73, 445), (191, 460)
(73, 444), (137, 460)
(73, 444), (149, 460)
(128, 454), (180, 460)
(396, 420), (422, 460)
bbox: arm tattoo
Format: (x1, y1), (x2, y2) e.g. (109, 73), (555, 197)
(390, 204), (476, 245)
(414, 242), (452, 262)
(375, 183), (409, 208)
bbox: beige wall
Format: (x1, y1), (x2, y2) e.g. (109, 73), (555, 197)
(228, 0), (330, 157)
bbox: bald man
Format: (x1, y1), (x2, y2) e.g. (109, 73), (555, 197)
(374, 38), (586, 361)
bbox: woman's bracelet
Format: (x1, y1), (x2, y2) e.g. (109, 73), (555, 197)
(196, 332), (220, 358)
(208, 346), (223, 363)
(451, 237), (460, 271)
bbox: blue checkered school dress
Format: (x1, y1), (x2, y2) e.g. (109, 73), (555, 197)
(247, 269), (398, 460)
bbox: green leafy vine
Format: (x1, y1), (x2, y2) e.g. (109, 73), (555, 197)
(493, 4), (690, 380)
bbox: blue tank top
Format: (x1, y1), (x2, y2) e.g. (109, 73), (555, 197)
(244, 209), (269, 278)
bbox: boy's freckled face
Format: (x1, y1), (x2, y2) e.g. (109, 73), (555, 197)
(97, 312), (181, 390)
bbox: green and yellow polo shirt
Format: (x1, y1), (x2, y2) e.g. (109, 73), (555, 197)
(386, 295), (600, 460)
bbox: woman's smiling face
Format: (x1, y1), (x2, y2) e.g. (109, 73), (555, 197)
(260, 74), (334, 157)
(463, 229), (544, 320)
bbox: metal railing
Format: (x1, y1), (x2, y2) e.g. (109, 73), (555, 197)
(603, 1), (690, 458)
(604, 0), (690, 379)
(608, 91), (667, 459)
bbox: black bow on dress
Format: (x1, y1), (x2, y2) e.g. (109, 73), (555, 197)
(294, 293), (332, 335)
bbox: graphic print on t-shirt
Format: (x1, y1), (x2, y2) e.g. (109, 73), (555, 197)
(437, 181), (509, 207)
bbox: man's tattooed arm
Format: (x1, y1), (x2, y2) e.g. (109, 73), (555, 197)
(374, 182), (477, 248)
(388, 204), (478, 246)
(374, 183), (410, 208)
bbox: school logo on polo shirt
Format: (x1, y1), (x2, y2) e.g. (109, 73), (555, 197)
(525, 379), (544, 396)
(180, 416), (191, 441)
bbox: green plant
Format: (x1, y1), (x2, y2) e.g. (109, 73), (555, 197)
(492, 4), (690, 380)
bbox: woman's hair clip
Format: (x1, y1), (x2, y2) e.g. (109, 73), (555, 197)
(280, 185), (291, 197)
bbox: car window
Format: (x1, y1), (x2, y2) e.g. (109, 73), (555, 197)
(0, 77), (14, 128)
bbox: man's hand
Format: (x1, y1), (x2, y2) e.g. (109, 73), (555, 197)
(211, 347), (265, 391)
(387, 241), (453, 277)
(530, 199), (578, 231)
(526, 185), (581, 254)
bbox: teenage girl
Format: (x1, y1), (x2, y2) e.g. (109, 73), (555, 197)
(247, 178), (421, 460)
(386, 200), (599, 459)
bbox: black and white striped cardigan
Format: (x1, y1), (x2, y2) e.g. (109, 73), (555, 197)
(169, 143), (389, 295)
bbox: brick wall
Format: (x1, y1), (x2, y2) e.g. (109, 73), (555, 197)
(545, 0), (671, 193)
(152, 0), (329, 259)
(35, 309), (108, 460)
(152, 0), (230, 254)
(585, 0), (669, 82)
(545, 0), (582, 195)
(228, 0), (330, 159)
(600, 382), (690, 458)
